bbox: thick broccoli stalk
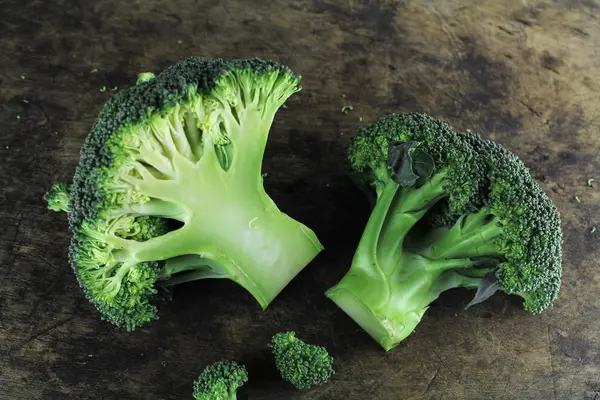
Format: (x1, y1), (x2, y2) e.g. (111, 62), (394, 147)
(47, 57), (323, 330)
(326, 113), (562, 351)
(193, 360), (248, 400)
(269, 331), (334, 389)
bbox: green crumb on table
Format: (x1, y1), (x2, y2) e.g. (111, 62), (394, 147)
(99, 86), (106, 92)
(91, 68), (98, 73)
(587, 178), (595, 187)
(20, 74), (25, 80)
(136, 72), (155, 84)
(16, 115), (20, 121)
(592, 227), (597, 234)
(111, 86), (118, 91)
(341, 105), (353, 114)
(575, 196), (581, 203)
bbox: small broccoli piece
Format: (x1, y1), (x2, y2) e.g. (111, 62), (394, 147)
(269, 331), (334, 389)
(326, 112), (563, 350)
(193, 360), (248, 400)
(44, 182), (71, 212)
(136, 72), (155, 85)
(46, 57), (323, 330)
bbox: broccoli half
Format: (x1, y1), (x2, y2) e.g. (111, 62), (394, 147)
(269, 331), (334, 389)
(325, 113), (562, 351)
(193, 360), (248, 400)
(45, 57), (323, 330)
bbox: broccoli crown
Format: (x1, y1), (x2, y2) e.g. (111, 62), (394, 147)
(68, 57), (299, 231)
(269, 331), (334, 389)
(193, 360), (248, 400)
(348, 112), (484, 218)
(44, 182), (71, 212)
(476, 136), (562, 311)
(455, 131), (562, 311)
(59, 56), (322, 330)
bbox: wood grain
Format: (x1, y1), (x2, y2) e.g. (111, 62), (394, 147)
(1, 0), (599, 399)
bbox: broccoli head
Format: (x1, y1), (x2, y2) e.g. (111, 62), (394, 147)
(46, 57), (323, 330)
(269, 331), (334, 389)
(193, 360), (248, 400)
(326, 112), (562, 351)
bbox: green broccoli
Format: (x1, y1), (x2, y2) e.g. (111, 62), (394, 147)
(44, 182), (71, 212)
(325, 112), (562, 351)
(193, 360), (248, 400)
(269, 331), (334, 389)
(45, 57), (323, 330)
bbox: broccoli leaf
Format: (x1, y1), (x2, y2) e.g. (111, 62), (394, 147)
(464, 271), (500, 310)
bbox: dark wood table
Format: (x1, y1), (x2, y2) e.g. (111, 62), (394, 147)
(2, 0), (599, 398)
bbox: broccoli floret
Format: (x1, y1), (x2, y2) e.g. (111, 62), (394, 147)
(193, 360), (248, 400)
(46, 57), (323, 330)
(326, 112), (562, 351)
(44, 182), (71, 212)
(136, 72), (155, 85)
(269, 331), (334, 389)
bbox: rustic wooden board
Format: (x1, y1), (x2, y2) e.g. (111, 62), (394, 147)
(1, 0), (600, 398)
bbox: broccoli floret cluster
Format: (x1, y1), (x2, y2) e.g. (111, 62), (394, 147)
(193, 360), (248, 400)
(269, 331), (334, 389)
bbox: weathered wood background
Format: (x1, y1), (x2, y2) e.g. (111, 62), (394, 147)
(1, 0), (600, 398)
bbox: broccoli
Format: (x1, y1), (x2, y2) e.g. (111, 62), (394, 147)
(44, 182), (71, 212)
(193, 360), (248, 400)
(45, 57), (323, 330)
(269, 331), (334, 389)
(325, 112), (562, 351)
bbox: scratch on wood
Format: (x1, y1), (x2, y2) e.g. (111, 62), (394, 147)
(424, 368), (439, 393)
(5, 214), (23, 274)
(518, 99), (544, 118)
(11, 316), (75, 352)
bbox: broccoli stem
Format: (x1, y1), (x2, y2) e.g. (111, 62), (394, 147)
(113, 145), (322, 308)
(161, 269), (228, 286)
(376, 172), (447, 270)
(421, 209), (504, 260)
(326, 177), (505, 350)
(158, 254), (227, 278)
(327, 252), (480, 350)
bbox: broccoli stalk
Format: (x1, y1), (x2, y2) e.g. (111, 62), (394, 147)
(193, 360), (248, 400)
(326, 113), (562, 351)
(46, 57), (323, 330)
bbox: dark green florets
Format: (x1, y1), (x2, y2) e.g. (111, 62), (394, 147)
(193, 360), (248, 400)
(348, 112), (485, 218)
(481, 138), (562, 311)
(269, 331), (334, 389)
(456, 131), (562, 312)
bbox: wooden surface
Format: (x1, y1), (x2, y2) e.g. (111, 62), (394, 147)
(1, 0), (600, 399)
